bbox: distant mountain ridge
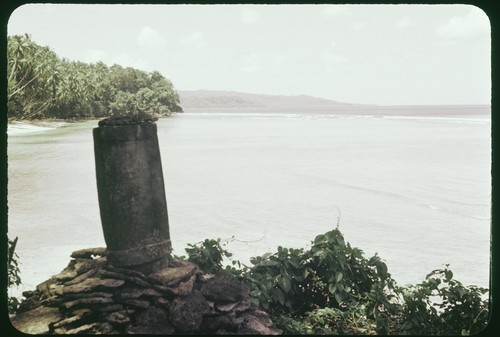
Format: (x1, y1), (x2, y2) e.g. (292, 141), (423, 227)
(178, 90), (353, 109)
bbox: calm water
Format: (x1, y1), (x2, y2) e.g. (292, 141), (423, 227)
(7, 109), (491, 297)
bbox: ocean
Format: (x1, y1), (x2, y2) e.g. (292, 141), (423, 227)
(7, 107), (491, 298)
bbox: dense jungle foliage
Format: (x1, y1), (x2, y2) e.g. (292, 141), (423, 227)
(181, 228), (490, 335)
(7, 34), (182, 121)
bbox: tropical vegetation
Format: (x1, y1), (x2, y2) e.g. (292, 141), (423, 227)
(8, 228), (490, 334)
(181, 228), (490, 335)
(7, 34), (182, 121)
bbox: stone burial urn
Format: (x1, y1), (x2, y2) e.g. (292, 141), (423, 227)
(93, 114), (171, 275)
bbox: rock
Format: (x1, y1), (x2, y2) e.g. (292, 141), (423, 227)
(251, 309), (274, 327)
(201, 271), (249, 302)
(202, 312), (240, 333)
(171, 274), (196, 296)
(21, 290), (35, 298)
(10, 306), (63, 334)
(51, 313), (88, 329)
(98, 269), (152, 288)
(94, 304), (124, 313)
(132, 306), (175, 333)
(61, 296), (115, 311)
(119, 287), (162, 300)
(64, 269), (99, 286)
(64, 322), (99, 334)
(241, 314), (282, 335)
(105, 311), (130, 326)
(72, 257), (107, 275)
(53, 267), (78, 282)
(147, 263), (197, 287)
(71, 247), (106, 259)
(94, 322), (116, 334)
(122, 299), (151, 309)
(36, 277), (59, 299)
(155, 297), (169, 307)
(169, 290), (210, 333)
(215, 301), (238, 312)
(104, 264), (147, 279)
(56, 278), (124, 295)
(9, 256), (279, 335)
(60, 291), (113, 301)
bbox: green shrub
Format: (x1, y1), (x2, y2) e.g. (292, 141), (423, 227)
(180, 228), (490, 335)
(399, 266), (489, 335)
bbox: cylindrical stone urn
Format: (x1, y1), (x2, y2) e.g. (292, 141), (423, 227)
(93, 117), (171, 274)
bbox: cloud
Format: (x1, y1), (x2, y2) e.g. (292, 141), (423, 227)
(240, 53), (263, 73)
(137, 26), (167, 48)
(240, 8), (260, 24)
(436, 7), (490, 40)
(397, 16), (415, 29)
(180, 31), (208, 49)
(318, 42), (348, 64)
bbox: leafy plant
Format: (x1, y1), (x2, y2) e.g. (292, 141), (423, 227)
(180, 228), (490, 335)
(184, 238), (235, 274)
(8, 236), (22, 314)
(7, 34), (183, 121)
(399, 266), (489, 335)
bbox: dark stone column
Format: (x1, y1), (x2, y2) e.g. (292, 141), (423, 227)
(93, 116), (171, 274)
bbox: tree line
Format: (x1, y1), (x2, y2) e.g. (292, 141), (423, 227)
(7, 34), (183, 121)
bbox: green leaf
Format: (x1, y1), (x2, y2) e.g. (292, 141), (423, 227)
(334, 292), (342, 304)
(445, 269), (453, 281)
(328, 283), (337, 295)
(274, 289), (285, 306)
(336, 271), (343, 283)
(278, 276), (292, 293)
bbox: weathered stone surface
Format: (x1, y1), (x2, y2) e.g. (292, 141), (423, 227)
(10, 306), (63, 334)
(61, 296), (115, 311)
(64, 322), (99, 334)
(36, 277), (59, 299)
(147, 263), (197, 287)
(202, 312), (240, 333)
(98, 269), (152, 287)
(132, 306), (175, 333)
(94, 304), (124, 313)
(93, 121), (170, 275)
(57, 278), (124, 295)
(171, 274), (196, 296)
(169, 290), (210, 333)
(215, 301), (238, 312)
(251, 309), (274, 327)
(154, 296), (169, 307)
(71, 247), (106, 259)
(51, 313), (88, 329)
(104, 264), (147, 279)
(241, 314), (282, 335)
(119, 287), (162, 300)
(105, 311), (130, 326)
(60, 291), (113, 301)
(10, 256), (279, 335)
(64, 269), (99, 286)
(201, 271), (249, 302)
(72, 257), (107, 275)
(122, 299), (151, 309)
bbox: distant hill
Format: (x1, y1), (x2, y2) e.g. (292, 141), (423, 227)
(178, 90), (353, 109)
(177, 90), (490, 117)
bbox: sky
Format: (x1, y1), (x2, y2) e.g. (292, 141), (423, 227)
(7, 4), (491, 105)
